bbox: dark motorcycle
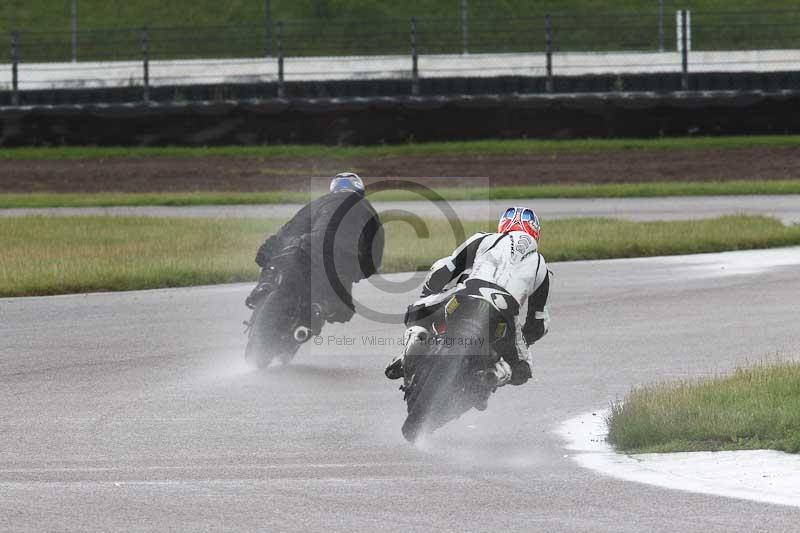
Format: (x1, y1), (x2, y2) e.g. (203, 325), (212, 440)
(400, 293), (508, 442)
(244, 246), (324, 369)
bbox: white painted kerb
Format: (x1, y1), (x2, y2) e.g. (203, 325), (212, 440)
(557, 410), (800, 507)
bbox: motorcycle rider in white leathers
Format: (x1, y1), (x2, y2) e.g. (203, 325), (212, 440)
(385, 207), (551, 394)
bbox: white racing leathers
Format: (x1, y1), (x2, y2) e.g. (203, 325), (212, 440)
(405, 231), (551, 386)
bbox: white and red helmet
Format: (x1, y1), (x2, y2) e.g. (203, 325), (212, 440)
(498, 207), (541, 241)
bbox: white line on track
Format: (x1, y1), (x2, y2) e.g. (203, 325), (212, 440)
(0, 462), (414, 474)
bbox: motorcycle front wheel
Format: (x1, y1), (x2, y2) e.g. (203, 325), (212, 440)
(245, 288), (298, 369)
(402, 344), (469, 442)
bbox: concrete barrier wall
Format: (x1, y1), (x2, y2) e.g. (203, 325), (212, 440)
(2, 50), (800, 90)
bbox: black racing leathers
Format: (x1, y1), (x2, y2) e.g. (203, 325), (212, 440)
(255, 191), (384, 322)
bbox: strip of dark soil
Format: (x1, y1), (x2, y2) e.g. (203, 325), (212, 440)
(2, 147), (800, 193)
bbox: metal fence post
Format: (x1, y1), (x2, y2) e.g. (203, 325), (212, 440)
(276, 22), (285, 98)
(411, 17), (419, 96)
(461, 0), (468, 54)
(545, 15), (553, 93)
(11, 31), (19, 106)
(680, 9), (688, 91)
(71, 0), (78, 62)
(141, 26), (150, 103)
(264, 0), (272, 56)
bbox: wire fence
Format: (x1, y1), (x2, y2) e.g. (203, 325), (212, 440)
(7, 5), (800, 60)
(2, 8), (800, 104)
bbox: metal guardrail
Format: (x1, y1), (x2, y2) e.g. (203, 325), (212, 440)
(2, 9), (800, 104)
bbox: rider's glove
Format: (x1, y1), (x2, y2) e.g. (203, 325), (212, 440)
(509, 360), (532, 386)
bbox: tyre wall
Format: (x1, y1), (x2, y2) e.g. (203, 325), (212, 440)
(1, 92), (799, 146)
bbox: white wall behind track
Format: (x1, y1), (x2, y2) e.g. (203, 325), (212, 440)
(1, 50), (799, 90)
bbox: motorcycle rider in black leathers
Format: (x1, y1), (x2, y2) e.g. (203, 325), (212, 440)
(246, 173), (384, 331)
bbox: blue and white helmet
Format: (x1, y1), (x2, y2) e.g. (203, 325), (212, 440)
(330, 172), (365, 195)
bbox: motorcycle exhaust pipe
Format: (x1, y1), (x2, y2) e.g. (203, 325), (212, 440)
(293, 326), (312, 343)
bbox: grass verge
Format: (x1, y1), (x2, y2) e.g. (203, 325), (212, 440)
(607, 360), (800, 454)
(1, 214), (799, 297)
(3, 180), (800, 209)
(1, 136), (799, 161)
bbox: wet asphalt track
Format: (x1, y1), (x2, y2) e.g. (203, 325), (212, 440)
(2, 248), (800, 531)
(3, 195), (800, 224)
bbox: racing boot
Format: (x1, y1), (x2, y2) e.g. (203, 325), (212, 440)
(245, 265), (278, 309)
(385, 325), (429, 380)
(245, 282), (270, 309)
(473, 360), (512, 411)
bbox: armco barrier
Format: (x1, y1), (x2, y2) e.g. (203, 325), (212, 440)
(1, 91), (799, 146)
